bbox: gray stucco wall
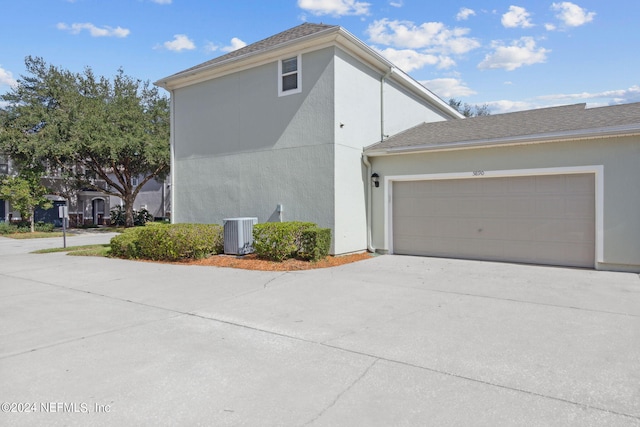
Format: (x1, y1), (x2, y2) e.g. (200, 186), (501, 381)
(171, 44), (455, 254)
(332, 48), (454, 254)
(369, 136), (640, 271)
(172, 47), (339, 249)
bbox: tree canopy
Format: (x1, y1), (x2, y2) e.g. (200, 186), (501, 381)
(0, 56), (170, 226)
(0, 169), (52, 232)
(448, 98), (491, 117)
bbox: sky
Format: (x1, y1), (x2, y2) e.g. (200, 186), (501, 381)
(0, 0), (638, 114)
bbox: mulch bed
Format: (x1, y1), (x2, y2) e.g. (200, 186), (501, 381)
(181, 252), (373, 271)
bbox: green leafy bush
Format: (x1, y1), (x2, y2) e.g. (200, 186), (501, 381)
(298, 227), (332, 261)
(35, 221), (55, 232)
(253, 221), (331, 261)
(0, 222), (17, 235)
(110, 205), (154, 226)
(133, 223), (223, 261)
(109, 227), (144, 259)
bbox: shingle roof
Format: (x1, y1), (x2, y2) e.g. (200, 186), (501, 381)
(365, 102), (640, 153)
(163, 23), (339, 79)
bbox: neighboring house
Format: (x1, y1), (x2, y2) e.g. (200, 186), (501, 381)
(364, 103), (640, 273)
(109, 174), (171, 220)
(156, 22), (640, 273)
(2, 162), (170, 226)
(155, 23), (462, 255)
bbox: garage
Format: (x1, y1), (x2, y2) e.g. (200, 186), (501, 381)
(392, 173), (595, 268)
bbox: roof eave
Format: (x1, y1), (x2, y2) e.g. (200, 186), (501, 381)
(154, 26), (463, 118)
(154, 26), (342, 90)
(365, 123), (640, 156)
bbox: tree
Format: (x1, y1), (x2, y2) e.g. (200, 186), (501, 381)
(449, 98), (491, 117)
(0, 169), (52, 232)
(0, 56), (170, 227)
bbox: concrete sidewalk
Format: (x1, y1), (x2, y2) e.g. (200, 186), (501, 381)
(1, 236), (639, 426)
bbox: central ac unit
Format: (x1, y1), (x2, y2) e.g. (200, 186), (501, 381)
(223, 217), (258, 255)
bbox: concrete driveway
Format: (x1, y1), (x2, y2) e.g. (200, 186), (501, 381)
(1, 234), (639, 426)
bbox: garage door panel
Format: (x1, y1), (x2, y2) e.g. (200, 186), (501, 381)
(394, 197), (416, 218)
(392, 174), (595, 268)
(480, 197), (513, 218)
(506, 198), (536, 217)
(536, 175), (567, 193)
(566, 174), (595, 193)
(534, 196), (566, 218)
(506, 176), (535, 193)
(566, 196), (595, 219)
(482, 177), (509, 194)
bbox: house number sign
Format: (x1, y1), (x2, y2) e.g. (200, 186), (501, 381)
(472, 170), (485, 176)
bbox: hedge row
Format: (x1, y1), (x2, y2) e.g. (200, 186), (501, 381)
(110, 221), (331, 263)
(253, 221), (331, 262)
(110, 223), (223, 261)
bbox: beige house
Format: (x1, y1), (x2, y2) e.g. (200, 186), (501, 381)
(365, 103), (640, 272)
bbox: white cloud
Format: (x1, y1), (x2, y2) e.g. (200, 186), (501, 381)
(297, 0), (370, 16)
(57, 22), (130, 38)
(478, 37), (549, 71)
(389, 0), (403, 7)
(501, 6), (533, 28)
(0, 66), (17, 88)
(151, 0), (172, 3)
(367, 19), (480, 54)
(537, 85), (640, 104)
(456, 7), (476, 21)
(551, 2), (595, 27)
(421, 78), (476, 98)
(367, 19), (480, 73)
(161, 34), (196, 52)
(221, 37), (247, 53)
(486, 99), (535, 113)
(373, 47), (442, 72)
(204, 41), (220, 53)
(545, 23), (556, 31)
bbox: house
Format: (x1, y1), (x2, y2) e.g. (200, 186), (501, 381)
(1, 159), (170, 226)
(155, 23), (462, 255)
(156, 23), (640, 273)
(364, 102), (640, 272)
(108, 174), (171, 220)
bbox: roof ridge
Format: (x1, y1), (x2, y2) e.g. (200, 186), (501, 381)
(168, 22), (339, 78)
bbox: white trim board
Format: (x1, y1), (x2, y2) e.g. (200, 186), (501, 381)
(383, 165), (604, 265)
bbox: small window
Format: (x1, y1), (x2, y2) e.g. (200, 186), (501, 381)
(131, 177), (139, 186)
(278, 55), (301, 96)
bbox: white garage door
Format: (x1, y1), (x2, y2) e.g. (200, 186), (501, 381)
(392, 174), (595, 268)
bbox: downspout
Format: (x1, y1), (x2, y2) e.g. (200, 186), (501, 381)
(364, 67), (393, 253)
(169, 90), (176, 224)
(362, 153), (376, 253)
(380, 67), (394, 141)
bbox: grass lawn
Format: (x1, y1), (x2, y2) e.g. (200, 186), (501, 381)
(4, 232), (65, 239)
(33, 244), (111, 257)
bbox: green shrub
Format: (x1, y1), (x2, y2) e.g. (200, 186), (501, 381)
(109, 227), (144, 259)
(135, 223), (223, 261)
(109, 205), (154, 226)
(35, 221), (55, 232)
(0, 222), (17, 235)
(298, 227), (332, 261)
(252, 221), (316, 262)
